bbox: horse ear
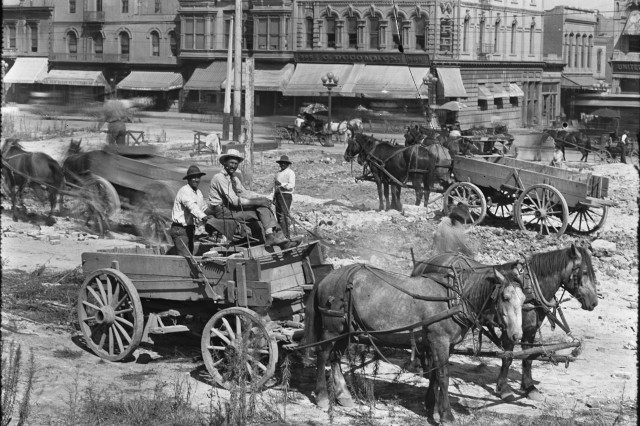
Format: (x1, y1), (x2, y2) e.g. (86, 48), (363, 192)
(493, 267), (506, 284)
(570, 243), (580, 258)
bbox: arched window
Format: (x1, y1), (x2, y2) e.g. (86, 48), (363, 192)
(568, 34), (574, 68)
(563, 34), (568, 63)
(151, 31), (160, 56)
(391, 15), (403, 49)
(587, 35), (593, 68)
(581, 34), (587, 68)
(67, 31), (77, 57)
(169, 31), (178, 56)
(494, 20), (500, 53)
(305, 17), (314, 48)
(463, 17), (469, 52)
(415, 16), (428, 51)
(574, 34), (580, 67)
(347, 17), (357, 48)
(369, 16), (380, 49)
(119, 31), (130, 57)
(479, 18), (485, 48)
(93, 32), (103, 56)
(511, 22), (517, 54)
(326, 17), (336, 48)
(529, 21), (535, 55)
(597, 49), (603, 73)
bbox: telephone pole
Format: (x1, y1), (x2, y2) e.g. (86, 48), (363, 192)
(233, 0), (242, 141)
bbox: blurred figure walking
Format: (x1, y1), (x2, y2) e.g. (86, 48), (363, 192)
(433, 203), (475, 258)
(103, 99), (128, 145)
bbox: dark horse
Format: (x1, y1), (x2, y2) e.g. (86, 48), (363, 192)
(344, 133), (436, 212)
(2, 138), (65, 222)
(62, 138), (92, 184)
(411, 243), (598, 401)
(303, 262), (525, 423)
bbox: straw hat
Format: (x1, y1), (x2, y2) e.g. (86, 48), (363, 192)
(219, 148), (244, 164)
(276, 155), (292, 164)
(183, 165), (206, 180)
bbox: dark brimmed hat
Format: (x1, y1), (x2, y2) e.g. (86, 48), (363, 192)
(276, 155), (292, 164)
(219, 148), (245, 164)
(449, 203), (472, 224)
(183, 165), (206, 180)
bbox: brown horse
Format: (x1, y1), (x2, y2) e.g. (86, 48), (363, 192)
(303, 262), (525, 423)
(345, 133), (436, 212)
(412, 243), (598, 401)
(2, 138), (65, 222)
(62, 138), (93, 185)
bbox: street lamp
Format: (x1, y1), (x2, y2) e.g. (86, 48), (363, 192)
(422, 72), (438, 124)
(321, 72), (339, 126)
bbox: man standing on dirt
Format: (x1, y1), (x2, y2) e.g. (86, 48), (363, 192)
(273, 155), (295, 238)
(103, 99), (128, 145)
(208, 149), (293, 248)
(170, 165), (212, 256)
(620, 130), (629, 164)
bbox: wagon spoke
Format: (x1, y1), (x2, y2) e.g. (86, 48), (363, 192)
(82, 300), (101, 311)
(114, 316), (133, 328)
(87, 287), (105, 307)
(106, 278), (112, 306)
(246, 362), (255, 379)
(222, 317), (235, 341)
(113, 295), (128, 311)
(111, 283), (120, 308)
(113, 321), (132, 344)
(524, 194), (539, 208)
(254, 361), (268, 372)
(112, 325), (125, 353)
(211, 328), (232, 345)
(82, 315), (97, 323)
(97, 328), (107, 349)
(108, 327), (114, 356)
(95, 277), (108, 305)
(208, 345), (227, 351)
(114, 307), (133, 316)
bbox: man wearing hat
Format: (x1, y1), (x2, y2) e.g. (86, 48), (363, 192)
(620, 130), (629, 164)
(432, 203), (475, 258)
(273, 155), (296, 238)
(208, 149), (291, 248)
(170, 165), (212, 256)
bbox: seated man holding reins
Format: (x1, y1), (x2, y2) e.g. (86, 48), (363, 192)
(207, 149), (293, 249)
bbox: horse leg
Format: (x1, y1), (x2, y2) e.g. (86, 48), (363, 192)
(495, 333), (516, 401)
(520, 323), (543, 400)
(431, 341), (455, 424)
(315, 341), (334, 409)
(383, 181), (391, 211)
(331, 339), (354, 407)
(374, 178), (385, 211)
(412, 175), (423, 206)
(394, 185), (403, 211)
(425, 368), (438, 420)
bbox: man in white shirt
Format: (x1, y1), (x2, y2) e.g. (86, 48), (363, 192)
(273, 155), (295, 238)
(620, 130), (629, 164)
(170, 165), (211, 256)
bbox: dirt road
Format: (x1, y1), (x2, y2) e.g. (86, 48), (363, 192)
(1, 119), (637, 425)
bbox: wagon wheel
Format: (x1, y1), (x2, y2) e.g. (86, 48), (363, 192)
(135, 181), (177, 244)
(77, 268), (144, 362)
(514, 184), (569, 236)
(486, 190), (516, 220)
(68, 175), (120, 236)
(567, 204), (608, 234)
(201, 307), (278, 390)
(443, 182), (487, 225)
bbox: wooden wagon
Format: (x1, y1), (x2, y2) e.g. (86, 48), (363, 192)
(78, 240), (332, 389)
(442, 155), (614, 236)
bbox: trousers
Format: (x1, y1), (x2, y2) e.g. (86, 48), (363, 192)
(169, 224), (195, 257)
(209, 204), (277, 232)
(274, 190), (293, 238)
(107, 121), (127, 145)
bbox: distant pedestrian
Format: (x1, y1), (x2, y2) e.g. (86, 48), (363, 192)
(620, 130), (629, 164)
(433, 203), (475, 258)
(104, 99), (128, 145)
(580, 137), (592, 162)
(239, 127), (248, 144)
(273, 155), (295, 238)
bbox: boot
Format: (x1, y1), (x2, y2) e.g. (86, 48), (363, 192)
(264, 231), (287, 247)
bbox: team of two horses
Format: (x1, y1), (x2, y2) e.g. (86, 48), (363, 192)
(304, 243), (598, 423)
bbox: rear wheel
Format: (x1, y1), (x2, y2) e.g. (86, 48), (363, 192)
(514, 184), (569, 236)
(443, 182), (487, 225)
(567, 204), (608, 234)
(486, 190), (516, 220)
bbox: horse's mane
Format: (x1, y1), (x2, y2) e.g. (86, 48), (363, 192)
(528, 246), (594, 290)
(577, 246), (596, 284)
(458, 267), (502, 310)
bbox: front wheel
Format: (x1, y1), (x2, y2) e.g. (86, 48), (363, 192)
(514, 184), (569, 236)
(443, 182), (487, 225)
(201, 308), (278, 390)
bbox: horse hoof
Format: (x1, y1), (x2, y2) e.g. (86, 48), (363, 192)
(337, 397), (354, 407)
(316, 397), (329, 410)
(499, 391), (516, 402)
(526, 388), (544, 401)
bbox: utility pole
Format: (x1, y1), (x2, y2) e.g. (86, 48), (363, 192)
(245, 57), (254, 189)
(233, 0), (242, 141)
(223, 16), (233, 140)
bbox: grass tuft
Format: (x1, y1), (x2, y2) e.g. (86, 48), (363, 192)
(1, 341), (36, 426)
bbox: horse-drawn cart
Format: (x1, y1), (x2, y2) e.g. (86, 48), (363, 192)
(444, 155), (614, 236)
(78, 240), (332, 388)
(273, 123), (335, 147)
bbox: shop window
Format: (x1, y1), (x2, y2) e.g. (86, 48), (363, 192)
(30, 23), (38, 52)
(169, 31), (178, 56)
(122, 0), (128, 13)
(256, 17), (281, 50)
(93, 32), (103, 56)
(305, 17), (314, 48)
(326, 18), (336, 48)
(67, 31), (77, 57)
(510, 97), (519, 107)
(620, 78), (640, 93)
(494, 97), (504, 109)
(347, 17), (357, 48)
(151, 31), (160, 56)
(69, 0), (76, 14)
(478, 99), (488, 111)
(119, 32), (129, 56)
(369, 18), (379, 49)
(629, 35), (640, 52)
(415, 16), (428, 51)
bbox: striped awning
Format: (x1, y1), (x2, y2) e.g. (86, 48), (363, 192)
(508, 83), (525, 98)
(353, 66), (430, 99)
(283, 63), (361, 97)
(223, 63), (295, 92)
(477, 85), (493, 101)
(184, 61), (227, 91)
(490, 84), (509, 99)
(435, 67), (468, 98)
(116, 71), (183, 91)
(3, 57), (48, 84)
(41, 69), (110, 89)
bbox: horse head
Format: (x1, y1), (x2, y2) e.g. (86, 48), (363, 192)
(2, 137), (23, 156)
(68, 138), (83, 154)
(564, 243), (598, 311)
(344, 133), (375, 162)
(492, 267), (525, 343)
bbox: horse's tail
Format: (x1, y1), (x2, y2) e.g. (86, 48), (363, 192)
(302, 280), (321, 349)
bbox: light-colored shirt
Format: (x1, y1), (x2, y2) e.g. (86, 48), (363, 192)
(209, 170), (257, 207)
(621, 134), (628, 144)
(295, 117), (305, 128)
(449, 129), (461, 138)
(433, 217), (475, 258)
(274, 168), (295, 194)
(171, 184), (207, 226)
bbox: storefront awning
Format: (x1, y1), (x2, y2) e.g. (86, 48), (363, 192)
(490, 85), (509, 99)
(353, 66), (430, 99)
(435, 67), (468, 98)
(622, 10), (640, 35)
(41, 69), (110, 89)
(574, 99), (640, 108)
(3, 57), (48, 84)
(561, 75), (599, 90)
(477, 86), (493, 101)
(282, 63), (361, 97)
(116, 71), (183, 91)
(184, 61), (227, 91)
(223, 63), (295, 92)
(508, 83), (525, 98)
